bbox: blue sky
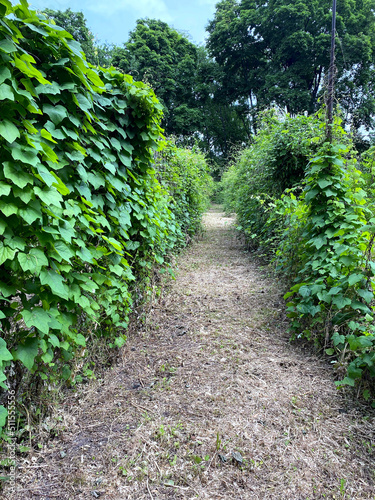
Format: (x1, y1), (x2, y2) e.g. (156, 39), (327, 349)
(27, 0), (218, 46)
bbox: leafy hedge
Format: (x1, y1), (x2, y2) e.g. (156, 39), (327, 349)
(154, 141), (214, 241)
(221, 112), (324, 255)
(0, 0), (211, 430)
(222, 111), (375, 393)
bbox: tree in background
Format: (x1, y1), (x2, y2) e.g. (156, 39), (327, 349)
(194, 47), (250, 175)
(206, 0), (375, 135)
(111, 19), (200, 138)
(111, 19), (248, 166)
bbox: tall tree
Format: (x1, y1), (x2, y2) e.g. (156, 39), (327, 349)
(111, 20), (248, 162)
(111, 19), (200, 137)
(194, 47), (250, 167)
(206, 0), (375, 131)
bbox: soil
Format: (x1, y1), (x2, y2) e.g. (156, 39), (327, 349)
(7, 206), (375, 499)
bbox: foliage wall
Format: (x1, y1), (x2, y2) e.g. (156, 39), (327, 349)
(154, 142), (214, 240)
(0, 0), (211, 430)
(221, 111), (375, 394)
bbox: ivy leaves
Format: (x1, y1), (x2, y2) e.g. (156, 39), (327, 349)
(0, 0), (183, 432)
(0, 120), (19, 143)
(284, 140), (375, 387)
(223, 110), (375, 391)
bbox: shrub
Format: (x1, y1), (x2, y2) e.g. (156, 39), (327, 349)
(0, 0), (202, 430)
(223, 109), (375, 389)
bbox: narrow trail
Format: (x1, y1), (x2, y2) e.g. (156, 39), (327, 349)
(16, 207), (375, 499)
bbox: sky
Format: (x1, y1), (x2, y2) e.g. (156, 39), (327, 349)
(27, 0), (218, 46)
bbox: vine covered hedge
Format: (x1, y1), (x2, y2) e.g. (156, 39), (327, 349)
(0, 0), (212, 430)
(154, 141), (214, 240)
(222, 111), (375, 394)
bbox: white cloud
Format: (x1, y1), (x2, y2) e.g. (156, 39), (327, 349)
(88, 0), (173, 21)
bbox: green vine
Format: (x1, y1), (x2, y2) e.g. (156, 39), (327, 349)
(285, 141), (375, 387)
(0, 0), (212, 430)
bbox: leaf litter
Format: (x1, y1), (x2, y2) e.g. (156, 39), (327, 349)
(9, 206), (375, 499)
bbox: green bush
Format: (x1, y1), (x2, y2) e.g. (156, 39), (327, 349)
(0, 0), (206, 430)
(284, 141), (375, 389)
(223, 110), (375, 390)
(220, 111), (324, 255)
(154, 141), (214, 241)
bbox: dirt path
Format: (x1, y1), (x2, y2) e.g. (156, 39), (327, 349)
(14, 207), (375, 499)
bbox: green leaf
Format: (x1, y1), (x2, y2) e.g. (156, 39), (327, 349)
(42, 104), (68, 125)
(114, 336), (126, 348)
(102, 236), (123, 251)
(0, 181), (10, 196)
(332, 296), (352, 310)
(332, 332), (345, 346)
(339, 255), (357, 267)
(0, 38), (17, 53)
(0, 242), (16, 265)
(22, 308), (52, 335)
(310, 235), (326, 249)
(327, 287), (342, 296)
(336, 377), (355, 387)
(87, 172), (105, 190)
(12, 186), (33, 203)
(350, 300), (371, 313)
(50, 172), (70, 195)
(54, 240), (75, 262)
(298, 285), (311, 298)
(76, 246), (95, 263)
(40, 269), (69, 300)
(35, 81), (61, 95)
(41, 142), (59, 162)
(86, 68), (104, 87)
(348, 335), (374, 350)
(0, 406), (7, 428)
(13, 337), (39, 371)
(7, 237), (25, 251)
(348, 274), (363, 286)
(0, 120), (20, 143)
(0, 67), (11, 84)
(0, 338), (13, 362)
(3, 161), (34, 189)
(19, 206), (42, 224)
(0, 369), (7, 389)
(0, 199), (18, 217)
(41, 348), (53, 364)
(59, 224), (75, 243)
(0, 281), (16, 297)
(357, 289), (373, 304)
(304, 188), (319, 202)
(48, 334), (60, 348)
(62, 365), (71, 380)
(34, 186), (63, 206)
(75, 334), (86, 347)
(10, 144), (39, 166)
(73, 93), (92, 112)
(0, 83), (14, 101)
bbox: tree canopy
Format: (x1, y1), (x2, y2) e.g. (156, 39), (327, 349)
(111, 19), (200, 137)
(206, 0), (375, 131)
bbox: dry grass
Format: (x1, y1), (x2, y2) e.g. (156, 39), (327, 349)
(5, 206), (375, 499)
